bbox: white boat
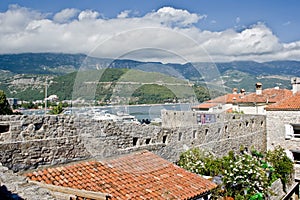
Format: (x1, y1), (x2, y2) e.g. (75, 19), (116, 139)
(116, 111), (140, 124)
(92, 110), (139, 124)
(92, 110), (119, 121)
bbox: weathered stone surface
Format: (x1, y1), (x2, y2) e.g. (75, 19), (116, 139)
(270, 179), (285, 200)
(0, 113), (266, 171)
(267, 111), (300, 151)
(0, 112), (268, 198)
(0, 163), (55, 199)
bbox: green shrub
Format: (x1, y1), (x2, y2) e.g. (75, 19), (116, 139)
(177, 148), (222, 176)
(178, 146), (294, 198)
(266, 146), (294, 191)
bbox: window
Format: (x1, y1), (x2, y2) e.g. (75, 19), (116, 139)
(133, 137), (139, 146)
(291, 150), (300, 164)
(261, 121), (264, 126)
(205, 129), (209, 135)
(245, 121), (249, 127)
(178, 132), (182, 141)
(192, 130), (197, 139)
(224, 125), (228, 132)
(145, 138), (151, 145)
(0, 125), (9, 133)
(285, 124), (300, 139)
(162, 135), (167, 144)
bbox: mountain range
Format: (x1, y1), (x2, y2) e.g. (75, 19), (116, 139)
(0, 53), (298, 101)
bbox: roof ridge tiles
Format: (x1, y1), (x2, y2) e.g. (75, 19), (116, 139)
(24, 150), (217, 199)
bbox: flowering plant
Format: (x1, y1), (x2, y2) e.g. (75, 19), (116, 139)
(222, 152), (269, 198)
(178, 146), (294, 199)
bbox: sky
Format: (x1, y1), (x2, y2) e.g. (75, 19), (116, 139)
(0, 0), (300, 63)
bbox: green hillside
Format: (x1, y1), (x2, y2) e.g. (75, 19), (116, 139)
(1, 53), (299, 101)
(48, 68), (212, 104)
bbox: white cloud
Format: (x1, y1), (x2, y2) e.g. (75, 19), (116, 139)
(0, 5), (300, 63)
(283, 21), (291, 26)
(53, 8), (79, 23)
(0, 4), (43, 34)
(145, 6), (205, 27)
(78, 10), (100, 21)
(117, 10), (131, 18)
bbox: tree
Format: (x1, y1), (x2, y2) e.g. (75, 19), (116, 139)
(0, 90), (13, 115)
(49, 102), (63, 115)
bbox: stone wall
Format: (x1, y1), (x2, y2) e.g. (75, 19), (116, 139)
(0, 115), (90, 172)
(160, 111), (266, 159)
(269, 179), (285, 200)
(266, 111), (300, 151)
(0, 112), (266, 172)
(0, 163), (55, 200)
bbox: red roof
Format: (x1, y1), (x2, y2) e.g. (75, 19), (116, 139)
(239, 88), (292, 104)
(25, 151), (216, 199)
(206, 88), (292, 105)
(207, 93), (242, 104)
(192, 103), (219, 110)
(266, 92), (300, 111)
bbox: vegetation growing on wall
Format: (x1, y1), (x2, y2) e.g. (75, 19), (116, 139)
(266, 146), (294, 191)
(177, 146), (294, 199)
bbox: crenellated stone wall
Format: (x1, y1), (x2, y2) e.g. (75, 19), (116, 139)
(160, 111), (266, 159)
(0, 112), (266, 172)
(0, 115), (90, 172)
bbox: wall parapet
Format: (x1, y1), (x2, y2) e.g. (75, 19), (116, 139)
(0, 113), (266, 172)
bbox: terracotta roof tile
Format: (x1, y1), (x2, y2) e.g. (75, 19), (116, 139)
(191, 103), (219, 110)
(205, 88), (292, 105)
(207, 93), (242, 104)
(266, 92), (300, 111)
(239, 88), (292, 104)
(25, 151), (216, 199)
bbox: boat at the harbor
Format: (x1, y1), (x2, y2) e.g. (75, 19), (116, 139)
(92, 110), (139, 123)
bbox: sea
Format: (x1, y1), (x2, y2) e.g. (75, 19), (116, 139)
(21, 103), (194, 121)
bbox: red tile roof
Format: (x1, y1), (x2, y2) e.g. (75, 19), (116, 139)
(206, 88), (292, 105)
(192, 103), (219, 110)
(207, 93), (242, 104)
(25, 151), (216, 200)
(239, 88), (292, 104)
(266, 92), (300, 111)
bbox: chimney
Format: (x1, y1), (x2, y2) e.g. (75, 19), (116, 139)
(240, 88), (245, 95)
(255, 82), (262, 95)
(232, 88), (238, 94)
(291, 77), (300, 94)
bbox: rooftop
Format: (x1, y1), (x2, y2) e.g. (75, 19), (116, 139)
(25, 150), (216, 200)
(205, 88), (292, 105)
(191, 103), (219, 110)
(266, 92), (300, 111)
(239, 88), (292, 104)
(207, 93), (242, 104)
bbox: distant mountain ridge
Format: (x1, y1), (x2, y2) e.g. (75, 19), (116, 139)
(0, 53), (299, 95)
(1, 53), (300, 76)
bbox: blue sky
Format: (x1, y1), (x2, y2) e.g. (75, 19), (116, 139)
(0, 0), (300, 62)
(1, 0), (299, 42)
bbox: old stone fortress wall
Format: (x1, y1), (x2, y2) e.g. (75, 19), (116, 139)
(0, 111), (266, 172)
